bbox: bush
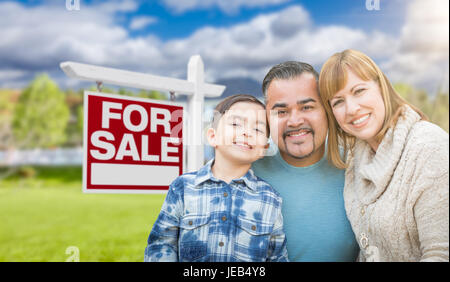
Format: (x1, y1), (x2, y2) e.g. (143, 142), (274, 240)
(18, 166), (36, 178)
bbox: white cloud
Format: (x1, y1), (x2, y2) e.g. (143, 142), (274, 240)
(158, 6), (396, 81)
(381, 0), (449, 93)
(0, 69), (25, 81)
(0, 0), (162, 88)
(0, 0), (447, 95)
(270, 5), (311, 38)
(161, 0), (291, 14)
(400, 0), (449, 53)
(96, 0), (139, 13)
(129, 16), (158, 30)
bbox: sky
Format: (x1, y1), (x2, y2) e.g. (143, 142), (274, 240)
(0, 0), (448, 95)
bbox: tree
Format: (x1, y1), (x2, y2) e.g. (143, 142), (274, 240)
(64, 89), (83, 147)
(430, 90), (449, 132)
(76, 104), (84, 139)
(394, 83), (433, 117)
(12, 74), (70, 149)
(137, 89), (168, 100)
(394, 82), (449, 132)
(0, 89), (17, 150)
(118, 87), (135, 96)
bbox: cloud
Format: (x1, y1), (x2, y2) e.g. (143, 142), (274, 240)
(129, 16), (158, 30)
(270, 5), (311, 38)
(381, 0), (449, 93)
(0, 0), (447, 95)
(96, 0), (139, 13)
(0, 69), (26, 82)
(0, 0), (161, 87)
(400, 0), (449, 53)
(158, 5), (396, 82)
(161, 0), (291, 14)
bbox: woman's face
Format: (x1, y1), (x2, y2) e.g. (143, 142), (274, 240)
(329, 69), (386, 150)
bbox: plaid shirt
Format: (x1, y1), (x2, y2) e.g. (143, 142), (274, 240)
(144, 159), (288, 262)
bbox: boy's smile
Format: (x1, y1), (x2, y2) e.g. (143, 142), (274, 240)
(232, 140), (253, 150)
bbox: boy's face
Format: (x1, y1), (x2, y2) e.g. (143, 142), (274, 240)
(208, 101), (268, 165)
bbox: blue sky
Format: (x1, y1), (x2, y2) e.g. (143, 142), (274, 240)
(116, 0), (405, 40)
(0, 0), (448, 94)
(25, 0), (406, 40)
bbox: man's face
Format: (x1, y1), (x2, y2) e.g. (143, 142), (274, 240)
(265, 74), (328, 166)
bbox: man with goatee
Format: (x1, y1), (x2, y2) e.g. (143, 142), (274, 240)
(252, 61), (359, 262)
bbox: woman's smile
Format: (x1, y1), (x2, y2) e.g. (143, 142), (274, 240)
(349, 113), (371, 128)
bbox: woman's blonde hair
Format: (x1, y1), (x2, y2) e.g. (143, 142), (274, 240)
(318, 49), (427, 169)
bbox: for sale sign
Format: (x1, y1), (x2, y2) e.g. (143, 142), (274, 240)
(83, 91), (184, 193)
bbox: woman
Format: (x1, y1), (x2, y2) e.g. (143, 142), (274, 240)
(318, 49), (449, 262)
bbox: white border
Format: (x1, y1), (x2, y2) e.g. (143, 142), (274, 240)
(82, 91), (186, 194)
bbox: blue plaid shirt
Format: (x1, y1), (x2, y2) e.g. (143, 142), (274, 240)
(144, 159), (288, 262)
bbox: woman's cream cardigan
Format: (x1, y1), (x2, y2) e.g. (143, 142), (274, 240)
(344, 105), (449, 262)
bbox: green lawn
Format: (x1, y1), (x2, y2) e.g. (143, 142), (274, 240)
(0, 166), (166, 262)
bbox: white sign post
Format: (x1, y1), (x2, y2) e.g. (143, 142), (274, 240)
(60, 55), (225, 174)
(187, 56), (205, 172)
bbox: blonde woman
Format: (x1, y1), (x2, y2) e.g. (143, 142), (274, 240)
(318, 49), (449, 262)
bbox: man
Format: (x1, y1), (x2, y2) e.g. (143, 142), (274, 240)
(252, 61), (359, 261)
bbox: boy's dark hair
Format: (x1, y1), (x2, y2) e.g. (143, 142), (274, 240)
(211, 94), (269, 136)
(262, 61), (319, 101)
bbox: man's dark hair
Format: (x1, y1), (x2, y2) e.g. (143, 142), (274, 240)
(211, 94), (269, 136)
(262, 61), (319, 100)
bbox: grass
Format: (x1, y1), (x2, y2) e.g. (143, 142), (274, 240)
(0, 166), (166, 262)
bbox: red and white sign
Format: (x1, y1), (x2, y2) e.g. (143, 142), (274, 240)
(83, 91), (184, 193)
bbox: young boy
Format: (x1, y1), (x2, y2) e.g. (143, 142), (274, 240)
(144, 94), (288, 262)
